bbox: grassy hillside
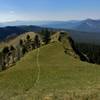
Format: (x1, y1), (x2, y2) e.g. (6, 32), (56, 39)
(0, 38), (100, 100)
(0, 32), (36, 49)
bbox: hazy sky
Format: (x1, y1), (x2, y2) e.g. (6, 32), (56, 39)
(0, 0), (100, 22)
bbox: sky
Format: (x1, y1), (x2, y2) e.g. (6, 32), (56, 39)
(0, 0), (100, 22)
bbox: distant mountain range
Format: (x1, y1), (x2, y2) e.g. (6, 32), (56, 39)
(1, 19), (100, 32)
(0, 19), (100, 44)
(41, 19), (100, 32)
(0, 25), (100, 45)
(75, 19), (100, 32)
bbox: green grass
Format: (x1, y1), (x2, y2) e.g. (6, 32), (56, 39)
(0, 41), (100, 99)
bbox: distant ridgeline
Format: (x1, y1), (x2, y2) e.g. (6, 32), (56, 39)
(0, 25), (62, 42)
(0, 25), (100, 44)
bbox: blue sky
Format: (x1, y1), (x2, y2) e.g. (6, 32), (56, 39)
(0, 0), (100, 22)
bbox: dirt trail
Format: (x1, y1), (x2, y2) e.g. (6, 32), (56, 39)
(34, 48), (40, 87)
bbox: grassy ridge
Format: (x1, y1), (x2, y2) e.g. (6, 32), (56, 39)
(0, 41), (100, 99)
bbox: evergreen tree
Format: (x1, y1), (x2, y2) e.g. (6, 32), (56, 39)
(19, 39), (24, 47)
(2, 46), (10, 69)
(26, 35), (31, 41)
(58, 35), (62, 42)
(0, 52), (3, 70)
(22, 46), (28, 55)
(16, 39), (23, 60)
(43, 29), (51, 44)
(26, 35), (32, 51)
(34, 35), (40, 48)
(10, 45), (16, 64)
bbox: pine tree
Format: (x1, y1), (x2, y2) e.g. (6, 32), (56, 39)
(19, 39), (24, 47)
(43, 29), (51, 44)
(2, 46), (10, 69)
(10, 45), (16, 64)
(26, 35), (31, 41)
(34, 35), (40, 48)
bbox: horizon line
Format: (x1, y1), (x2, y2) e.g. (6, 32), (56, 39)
(0, 18), (100, 23)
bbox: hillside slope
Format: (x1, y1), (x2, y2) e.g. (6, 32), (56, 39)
(0, 32), (36, 49)
(0, 39), (100, 99)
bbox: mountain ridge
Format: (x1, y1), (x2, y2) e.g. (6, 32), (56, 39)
(0, 35), (100, 99)
(0, 18), (100, 32)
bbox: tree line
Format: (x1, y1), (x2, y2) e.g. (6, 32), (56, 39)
(75, 43), (100, 64)
(0, 29), (51, 71)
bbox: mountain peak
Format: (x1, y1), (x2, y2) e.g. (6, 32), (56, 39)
(84, 18), (100, 22)
(83, 18), (95, 22)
